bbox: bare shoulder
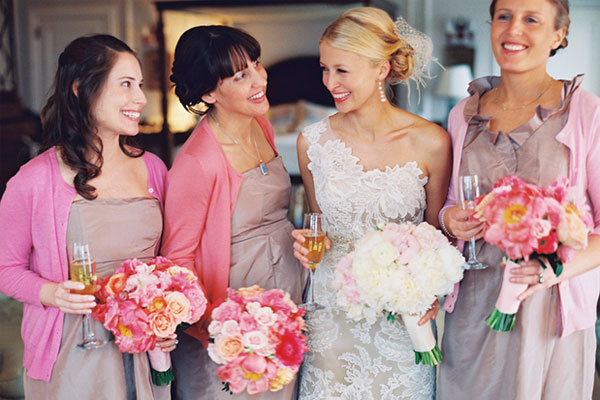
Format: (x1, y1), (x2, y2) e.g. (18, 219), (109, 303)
(394, 110), (450, 151)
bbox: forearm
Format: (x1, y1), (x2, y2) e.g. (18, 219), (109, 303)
(557, 235), (600, 282)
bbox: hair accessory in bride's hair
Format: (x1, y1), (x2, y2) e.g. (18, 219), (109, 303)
(391, 16), (439, 101)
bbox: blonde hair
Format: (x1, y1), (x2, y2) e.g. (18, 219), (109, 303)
(320, 7), (415, 81)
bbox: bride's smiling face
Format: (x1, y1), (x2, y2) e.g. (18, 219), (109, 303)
(319, 41), (384, 112)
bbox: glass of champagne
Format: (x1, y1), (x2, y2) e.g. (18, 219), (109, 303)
(300, 213), (326, 311)
(69, 242), (106, 349)
(459, 175), (488, 270)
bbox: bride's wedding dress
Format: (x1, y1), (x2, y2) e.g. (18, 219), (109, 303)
(298, 118), (435, 400)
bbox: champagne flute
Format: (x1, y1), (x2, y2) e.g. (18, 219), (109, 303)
(69, 242), (106, 349)
(300, 213), (326, 311)
(459, 175), (488, 270)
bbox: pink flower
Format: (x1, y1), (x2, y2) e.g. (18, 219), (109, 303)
(538, 231), (559, 254)
(253, 307), (277, 327)
(275, 331), (308, 368)
(182, 285), (207, 322)
(557, 203), (589, 249)
(239, 312), (259, 332)
(242, 331), (269, 352)
(214, 335), (244, 362)
(150, 310), (177, 338)
(207, 320), (223, 336)
(333, 254), (361, 305)
(212, 298), (242, 322)
(383, 226), (422, 264)
(165, 291), (192, 323)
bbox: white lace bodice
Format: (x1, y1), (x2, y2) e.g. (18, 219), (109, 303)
(304, 118), (427, 249)
(298, 118), (434, 400)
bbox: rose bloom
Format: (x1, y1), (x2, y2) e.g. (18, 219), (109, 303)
(208, 320), (223, 336)
(150, 310), (177, 338)
(106, 273), (128, 297)
(165, 291), (192, 323)
(253, 307), (277, 327)
(269, 367), (295, 391)
(237, 285), (265, 300)
(242, 331), (269, 352)
(147, 296), (167, 314)
(413, 223), (447, 250)
(558, 203), (589, 249)
(215, 335), (244, 362)
(221, 320), (241, 337)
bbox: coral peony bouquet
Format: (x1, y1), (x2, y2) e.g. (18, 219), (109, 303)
(207, 285), (309, 394)
(333, 222), (465, 366)
(92, 256), (207, 385)
(474, 175), (592, 331)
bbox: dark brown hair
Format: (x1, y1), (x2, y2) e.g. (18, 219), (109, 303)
(40, 34), (143, 199)
(170, 25), (261, 116)
(489, 0), (570, 56)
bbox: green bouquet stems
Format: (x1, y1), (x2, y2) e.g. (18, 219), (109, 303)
(486, 307), (517, 332)
(414, 344), (443, 366)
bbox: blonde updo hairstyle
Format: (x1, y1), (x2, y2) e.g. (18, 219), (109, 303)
(320, 7), (415, 82)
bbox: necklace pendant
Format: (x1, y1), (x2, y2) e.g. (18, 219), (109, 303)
(259, 161), (268, 176)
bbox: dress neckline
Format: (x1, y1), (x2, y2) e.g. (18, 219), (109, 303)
(322, 117), (428, 181)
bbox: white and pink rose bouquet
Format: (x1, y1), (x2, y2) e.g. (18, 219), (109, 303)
(474, 175), (591, 332)
(92, 256), (207, 385)
(207, 285), (309, 395)
(333, 222), (465, 366)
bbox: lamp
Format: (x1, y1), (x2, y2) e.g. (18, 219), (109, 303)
(435, 64), (473, 101)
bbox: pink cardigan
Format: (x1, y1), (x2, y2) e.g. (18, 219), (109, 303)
(0, 147), (167, 381)
(160, 116), (277, 345)
(441, 82), (600, 338)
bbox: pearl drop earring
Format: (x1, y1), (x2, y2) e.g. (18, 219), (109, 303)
(378, 80), (386, 103)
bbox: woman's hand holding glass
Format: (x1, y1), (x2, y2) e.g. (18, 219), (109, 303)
(40, 280), (97, 315)
(443, 205), (484, 242)
(291, 229), (331, 269)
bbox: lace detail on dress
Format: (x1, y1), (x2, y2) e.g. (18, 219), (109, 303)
(298, 119), (434, 400)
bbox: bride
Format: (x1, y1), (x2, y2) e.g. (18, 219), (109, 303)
(292, 7), (451, 399)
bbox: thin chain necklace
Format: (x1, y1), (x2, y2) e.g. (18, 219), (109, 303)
(209, 113), (268, 175)
(493, 78), (553, 111)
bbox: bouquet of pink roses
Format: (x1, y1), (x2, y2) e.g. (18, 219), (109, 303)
(207, 285), (309, 394)
(333, 222), (465, 366)
(474, 175), (591, 332)
(92, 256), (207, 385)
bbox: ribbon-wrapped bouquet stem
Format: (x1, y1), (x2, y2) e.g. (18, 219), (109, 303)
(333, 222), (465, 366)
(474, 175), (591, 332)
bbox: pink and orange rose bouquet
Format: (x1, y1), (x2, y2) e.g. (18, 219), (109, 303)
(207, 285), (309, 394)
(474, 175), (591, 331)
(92, 256), (207, 385)
(332, 222), (465, 366)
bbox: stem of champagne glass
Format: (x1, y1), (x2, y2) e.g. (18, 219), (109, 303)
(309, 268), (316, 303)
(469, 237), (478, 261)
(82, 315), (96, 342)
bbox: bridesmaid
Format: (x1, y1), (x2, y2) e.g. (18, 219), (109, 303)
(0, 35), (173, 399)
(437, 0), (600, 399)
(161, 25), (308, 400)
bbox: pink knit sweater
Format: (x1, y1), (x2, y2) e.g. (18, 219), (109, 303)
(161, 116), (277, 345)
(0, 147), (167, 381)
(441, 83), (600, 338)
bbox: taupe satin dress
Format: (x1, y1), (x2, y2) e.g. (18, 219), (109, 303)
(171, 156), (307, 400)
(23, 197), (169, 400)
(438, 76), (596, 400)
